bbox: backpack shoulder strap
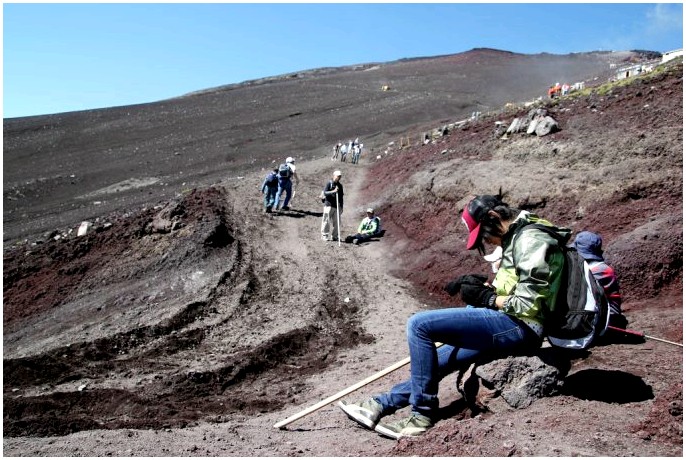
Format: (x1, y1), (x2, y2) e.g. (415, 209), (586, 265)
(511, 223), (565, 267)
(514, 223), (565, 245)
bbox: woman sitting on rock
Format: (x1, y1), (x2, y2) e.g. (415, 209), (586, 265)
(339, 192), (569, 439)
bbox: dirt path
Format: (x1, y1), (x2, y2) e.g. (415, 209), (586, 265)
(3, 157), (442, 456)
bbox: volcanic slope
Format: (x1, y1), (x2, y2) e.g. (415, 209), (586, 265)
(4, 48), (638, 245)
(3, 54), (682, 456)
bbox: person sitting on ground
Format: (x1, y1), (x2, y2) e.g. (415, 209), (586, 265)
(260, 168), (279, 213)
(573, 231), (628, 329)
(344, 208), (383, 245)
(339, 192), (568, 440)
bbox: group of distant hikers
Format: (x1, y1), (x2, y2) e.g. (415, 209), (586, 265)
(331, 138), (364, 164)
(261, 154), (632, 440)
(259, 158), (384, 245)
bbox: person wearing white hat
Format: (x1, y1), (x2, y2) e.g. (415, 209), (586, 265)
(320, 170), (344, 241)
(274, 157), (299, 211)
(344, 208), (382, 245)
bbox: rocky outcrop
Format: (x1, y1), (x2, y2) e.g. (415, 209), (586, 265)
(456, 346), (573, 413)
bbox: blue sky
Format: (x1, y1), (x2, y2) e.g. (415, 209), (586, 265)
(3, 2), (683, 118)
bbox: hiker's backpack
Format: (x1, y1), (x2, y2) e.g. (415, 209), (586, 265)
(513, 224), (610, 350)
(370, 216), (382, 235)
(265, 172), (278, 187)
(278, 163), (292, 179)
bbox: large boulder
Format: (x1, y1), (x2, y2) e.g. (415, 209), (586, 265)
(534, 116), (559, 136)
(456, 347), (572, 413)
(506, 117), (525, 134)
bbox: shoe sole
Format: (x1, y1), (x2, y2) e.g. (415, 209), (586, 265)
(374, 423), (426, 440)
(374, 423), (402, 440)
(337, 401), (377, 430)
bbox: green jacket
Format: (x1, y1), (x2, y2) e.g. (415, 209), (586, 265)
(492, 211), (570, 328)
(357, 216), (380, 235)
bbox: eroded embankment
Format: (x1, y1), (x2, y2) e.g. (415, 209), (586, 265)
(3, 187), (373, 437)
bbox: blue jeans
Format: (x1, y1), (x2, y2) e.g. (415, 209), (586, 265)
(274, 179), (292, 209)
(374, 307), (541, 419)
(263, 187), (277, 210)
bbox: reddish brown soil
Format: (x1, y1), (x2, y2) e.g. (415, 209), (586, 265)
(3, 50), (682, 456)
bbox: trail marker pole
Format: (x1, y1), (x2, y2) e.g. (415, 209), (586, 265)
(335, 191), (341, 247)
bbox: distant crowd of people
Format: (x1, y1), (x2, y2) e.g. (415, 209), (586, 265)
(331, 138), (363, 164)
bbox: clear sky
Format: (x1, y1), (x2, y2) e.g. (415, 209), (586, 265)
(3, 2), (683, 118)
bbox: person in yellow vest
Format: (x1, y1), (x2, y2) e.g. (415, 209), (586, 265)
(344, 208), (382, 245)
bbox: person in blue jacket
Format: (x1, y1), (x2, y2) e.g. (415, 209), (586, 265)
(260, 168), (279, 213)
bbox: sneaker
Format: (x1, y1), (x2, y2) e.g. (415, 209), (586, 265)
(282, 206), (291, 211)
(337, 399), (383, 430)
(374, 413), (433, 440)
(352, 238), (359, 245)
(265, 207), (272, 213)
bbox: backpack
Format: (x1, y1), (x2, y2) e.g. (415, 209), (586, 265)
(370, 216), (382, 235)
(265, 172), (278, 187)
(278, 163), (292, 179)
(513, 224), (610, 350)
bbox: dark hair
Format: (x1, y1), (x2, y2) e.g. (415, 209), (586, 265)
(473, 190), (518, 254)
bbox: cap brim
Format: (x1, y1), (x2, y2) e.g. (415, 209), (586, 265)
(576, 248), (604, 261)
(462, 203), (481, 250)
(466, 223), (481, 250)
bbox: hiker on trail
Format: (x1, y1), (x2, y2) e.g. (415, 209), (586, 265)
(321, 170), (344, 241)
(274, 157), (299, 211)
(351, 144), (362, 164)
(332, 142), (341, 161)
(260, 168), (279, 213)
(339, 143), (348, 162)
(573, 231), (628, 329)
(344, 208), (382, 245)
(339, 193), (568, 439)
(340, 139), (354, 163)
